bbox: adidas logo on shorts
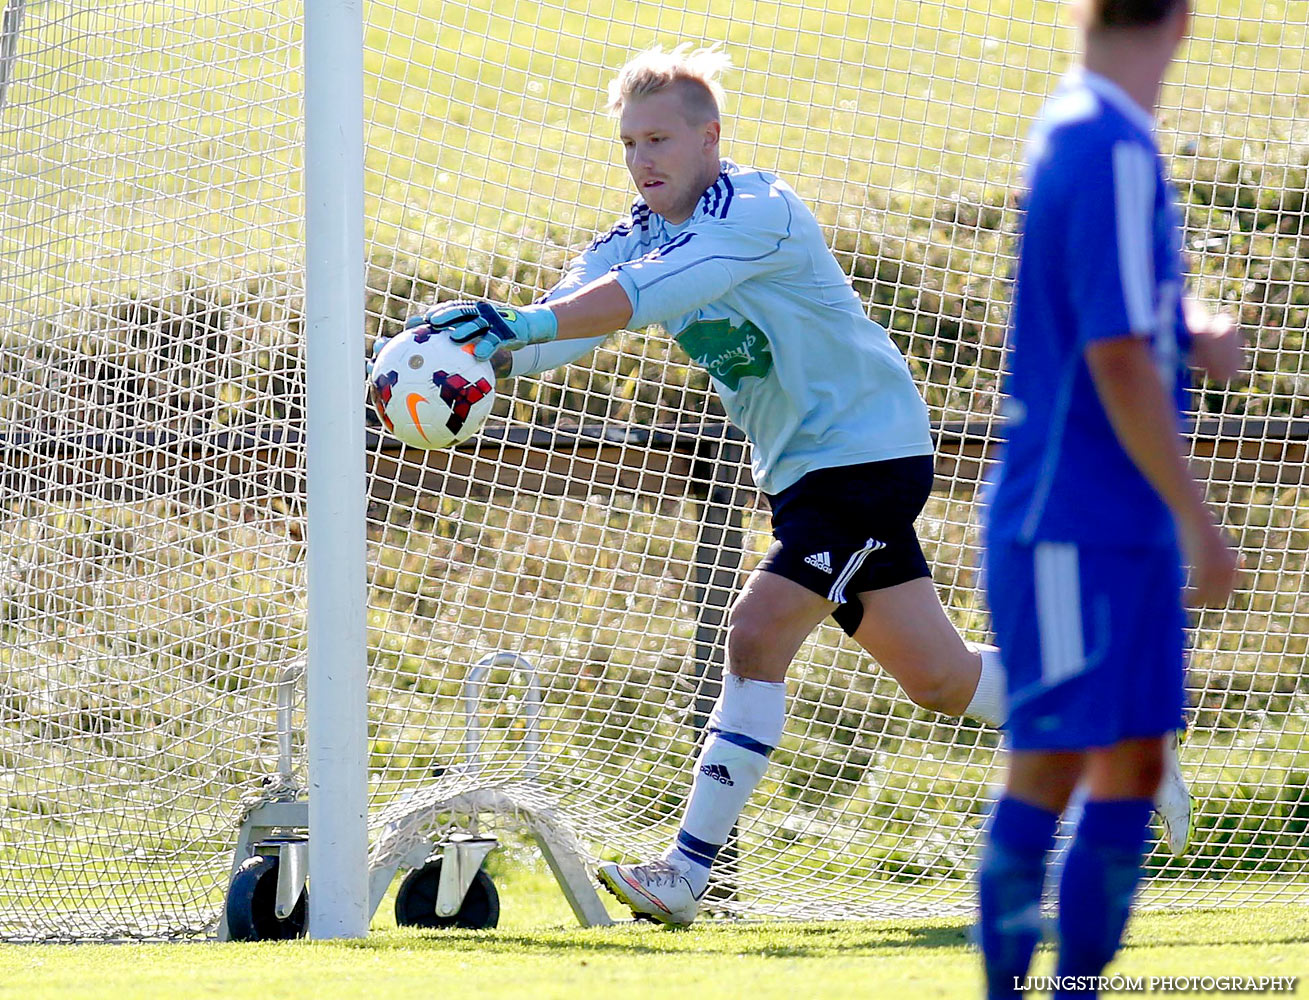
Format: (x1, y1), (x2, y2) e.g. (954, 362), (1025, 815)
(700, 763), (734, 786)
(804, 551), (833, 574)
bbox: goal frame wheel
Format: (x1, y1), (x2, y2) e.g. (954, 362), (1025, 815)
(394, 857), (500, 930)
(225, 853), (309, 941)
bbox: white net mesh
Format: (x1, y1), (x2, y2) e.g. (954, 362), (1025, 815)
(2, 0), (1307, 939)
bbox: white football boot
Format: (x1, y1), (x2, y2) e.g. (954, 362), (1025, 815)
(596, 858), (702, 926)
(1154, 730), (1194, 857)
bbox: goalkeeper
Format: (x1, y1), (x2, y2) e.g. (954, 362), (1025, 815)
(402, 44), (1185, 926)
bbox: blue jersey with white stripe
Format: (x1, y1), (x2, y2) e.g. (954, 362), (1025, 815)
(510, 160), (933, 494)
(985, 71), (1191, 548)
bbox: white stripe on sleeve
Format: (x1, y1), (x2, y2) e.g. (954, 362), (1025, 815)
(1111, 141), (1158, 334)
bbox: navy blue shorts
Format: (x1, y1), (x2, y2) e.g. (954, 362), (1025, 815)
(759, 456), (934, 637)
(985, 538), (1187, 752)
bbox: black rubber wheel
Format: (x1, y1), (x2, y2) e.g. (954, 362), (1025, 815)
(226, 854), (309, 941)
(394, 857), (500, 929)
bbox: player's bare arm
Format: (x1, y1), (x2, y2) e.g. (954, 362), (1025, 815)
(542, 275), (634, 340)
(1085, 336), (1239, 607)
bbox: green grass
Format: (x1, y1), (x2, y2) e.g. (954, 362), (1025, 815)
(0, 861), (1306, 1000)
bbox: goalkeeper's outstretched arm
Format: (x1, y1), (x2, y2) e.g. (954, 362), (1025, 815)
(502, 275), (635, 378)
(439, 187), (788, 375)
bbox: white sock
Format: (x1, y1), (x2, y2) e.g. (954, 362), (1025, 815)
(667, 677), (785, 895)
(964, 642), (1008, 728)
(707, 675), (787, 747)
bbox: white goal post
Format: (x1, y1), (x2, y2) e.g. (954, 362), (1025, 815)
(1, 0), (1307, 941)
(303, 0), (368, 938)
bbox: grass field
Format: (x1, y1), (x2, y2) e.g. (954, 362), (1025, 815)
(1, 861), (1306, 999)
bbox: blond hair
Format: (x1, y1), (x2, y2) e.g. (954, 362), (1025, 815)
(605, 43), (733, 121)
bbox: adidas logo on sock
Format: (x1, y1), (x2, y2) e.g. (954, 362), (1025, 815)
(700, 763), (734, 786)
(804, 551), (832, 574)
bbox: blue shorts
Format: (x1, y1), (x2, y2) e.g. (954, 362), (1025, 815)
(984, 539), (1187, 752)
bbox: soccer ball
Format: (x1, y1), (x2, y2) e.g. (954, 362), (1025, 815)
(370, 327), (496, 449)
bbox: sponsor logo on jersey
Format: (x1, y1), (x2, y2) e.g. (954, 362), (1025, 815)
(804, 552), (832, 574)
(699, 763), (734, 786)
(676, 318), (775, 390)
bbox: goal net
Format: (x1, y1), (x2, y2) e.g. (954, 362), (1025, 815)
(2, 0), (1306, 939)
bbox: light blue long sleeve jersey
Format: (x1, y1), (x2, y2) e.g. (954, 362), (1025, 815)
(510, 160), (933, 495)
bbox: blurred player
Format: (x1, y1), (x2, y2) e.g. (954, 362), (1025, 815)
(395, 43), (1185, 927)
(977, 0), (1241, 995)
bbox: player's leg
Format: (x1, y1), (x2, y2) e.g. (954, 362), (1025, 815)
(980, 750), (1084, 1000)
(1049, 544), (1184, 992)
(847, 577), (1007, 725)
(1053, 733), (1191, 868)
(1053, 737), (1164, 995)
(788, 454), (1007, 728)
(979, 742), (1162, 997)
(597, 569), (834, 925)
(640, 456), (927, 910)
(981, 745), (1162, 998)
(666, 571), (833, 883)
(978, 538), (1089, 999)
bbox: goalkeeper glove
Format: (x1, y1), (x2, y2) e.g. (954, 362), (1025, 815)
(405, 300), (557, 360)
